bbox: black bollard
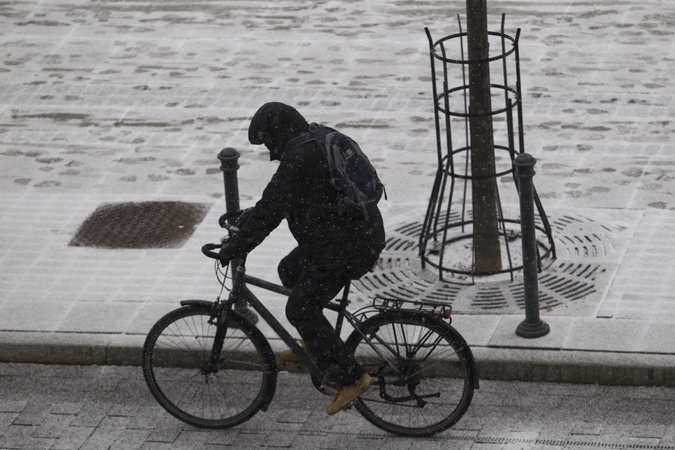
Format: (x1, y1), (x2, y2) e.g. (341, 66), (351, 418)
(218, 148), (241, 217)
(514, 153), (549, 338)
(218, 148), (258, 324)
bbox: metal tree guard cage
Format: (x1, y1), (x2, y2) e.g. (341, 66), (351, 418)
(420, 14), (555, 283)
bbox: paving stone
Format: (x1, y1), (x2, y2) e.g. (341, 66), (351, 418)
(138, 443), (178, 450)
(52, 426), (95, 450)
(12, 401), (50, 426)
(0, 402), (27, 414)
(69, 403), (112, 428)
(109, 429), (153, 450)
(203, 429), (239, 447)
(79, 423), (131, 450)
(629, 424), (668, 439)
(570, 423), (602, 436)
(107, 405), (140, 419)
(145, 426), (181, 444)
(262, 430), (300, 448)
(50, 403), (84, 416)
(32, 414), (76, 439)
(0, 413), (18, 436)
(660, 425), (675, 447)
(171, 430), (211, 447)
(0, 424), (36, 449)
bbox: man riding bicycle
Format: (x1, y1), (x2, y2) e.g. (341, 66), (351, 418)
(218, 102), (386, 415)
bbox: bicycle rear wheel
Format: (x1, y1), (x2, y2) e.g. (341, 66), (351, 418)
(142, 303), (277, 428)
(346, 312), (475, 437)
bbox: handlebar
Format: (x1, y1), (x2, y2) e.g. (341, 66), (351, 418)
(207, 209), (249, 262)
(218, 209), (243, 229)
(202, 243), (222, 260)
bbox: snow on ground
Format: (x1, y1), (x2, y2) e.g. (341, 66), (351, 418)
(0, 0), (674, 350)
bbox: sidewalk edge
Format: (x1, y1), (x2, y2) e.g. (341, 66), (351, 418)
(1, 332), (673, 387)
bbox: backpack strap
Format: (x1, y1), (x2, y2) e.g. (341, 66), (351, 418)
(284, 123), (328, 153)
(284, 132), (315, 153)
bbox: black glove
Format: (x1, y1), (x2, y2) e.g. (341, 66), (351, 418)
(235, 207), (255, 228)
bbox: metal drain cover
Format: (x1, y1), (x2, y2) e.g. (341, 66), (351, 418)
(70, 201), (211, 249)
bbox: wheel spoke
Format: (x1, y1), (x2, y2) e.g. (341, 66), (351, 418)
(348, 314), (474, 437)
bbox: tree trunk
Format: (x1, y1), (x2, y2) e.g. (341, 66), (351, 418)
(466, 0), (502, 273)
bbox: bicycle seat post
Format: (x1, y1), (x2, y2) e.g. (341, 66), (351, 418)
(334, 280), (351, 336)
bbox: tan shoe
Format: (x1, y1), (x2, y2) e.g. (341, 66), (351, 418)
(280, 340), (310, 363)
(326, 373), (373, 415)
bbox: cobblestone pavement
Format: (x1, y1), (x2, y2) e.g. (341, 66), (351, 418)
(0, 363), (674, 450)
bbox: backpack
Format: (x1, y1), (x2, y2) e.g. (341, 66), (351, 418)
(287, 123), (385, 219)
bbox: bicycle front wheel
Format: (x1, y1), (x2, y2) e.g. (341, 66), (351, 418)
(346, 312), (475, 437)
(142, 303), (277, 428)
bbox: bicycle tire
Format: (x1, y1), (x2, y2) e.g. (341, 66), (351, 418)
(142, 303), (277, 428)
(345, 312), (475, 437)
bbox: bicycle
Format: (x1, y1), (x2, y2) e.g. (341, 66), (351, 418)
(142, 210), (479, 437)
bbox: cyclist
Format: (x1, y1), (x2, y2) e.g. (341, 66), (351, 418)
(218, 102), (385, 415)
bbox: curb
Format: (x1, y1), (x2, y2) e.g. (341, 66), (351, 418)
(0, 332), (144, 366)
(471, 347), (675, 387)
(1, 332), (674, 387)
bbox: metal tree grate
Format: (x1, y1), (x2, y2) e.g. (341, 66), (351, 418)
(354, 213), (611, 314)
(70, 201), (211, 249)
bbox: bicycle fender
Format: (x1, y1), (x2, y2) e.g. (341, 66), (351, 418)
(179, 299), (215, 308)
(444, 323), (480, 390)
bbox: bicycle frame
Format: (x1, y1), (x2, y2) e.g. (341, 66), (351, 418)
(207, 258), (406, 385)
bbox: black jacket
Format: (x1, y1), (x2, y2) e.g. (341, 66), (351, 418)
(221, 138), (385, 270)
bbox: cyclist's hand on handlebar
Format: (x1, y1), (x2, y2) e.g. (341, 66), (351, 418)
(218, 207), (253, 230)
(236, 207), (254, 226)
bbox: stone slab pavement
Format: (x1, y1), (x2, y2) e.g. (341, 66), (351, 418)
(1, 0), (675, 385)
(0, 362), (674, 450)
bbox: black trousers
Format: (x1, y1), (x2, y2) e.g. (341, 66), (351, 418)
(279, 247), (374, 387)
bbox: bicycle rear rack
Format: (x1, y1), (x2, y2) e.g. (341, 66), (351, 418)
(373, 296), (452, 320)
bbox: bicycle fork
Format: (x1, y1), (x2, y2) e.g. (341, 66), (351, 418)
(201, 261), (247, 375)
(200, 262), (328, 385)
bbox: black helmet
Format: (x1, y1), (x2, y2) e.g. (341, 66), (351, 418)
(248, 102), (309, 160)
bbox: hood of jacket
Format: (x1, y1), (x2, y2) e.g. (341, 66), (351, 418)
(248, 102), (309, 160)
